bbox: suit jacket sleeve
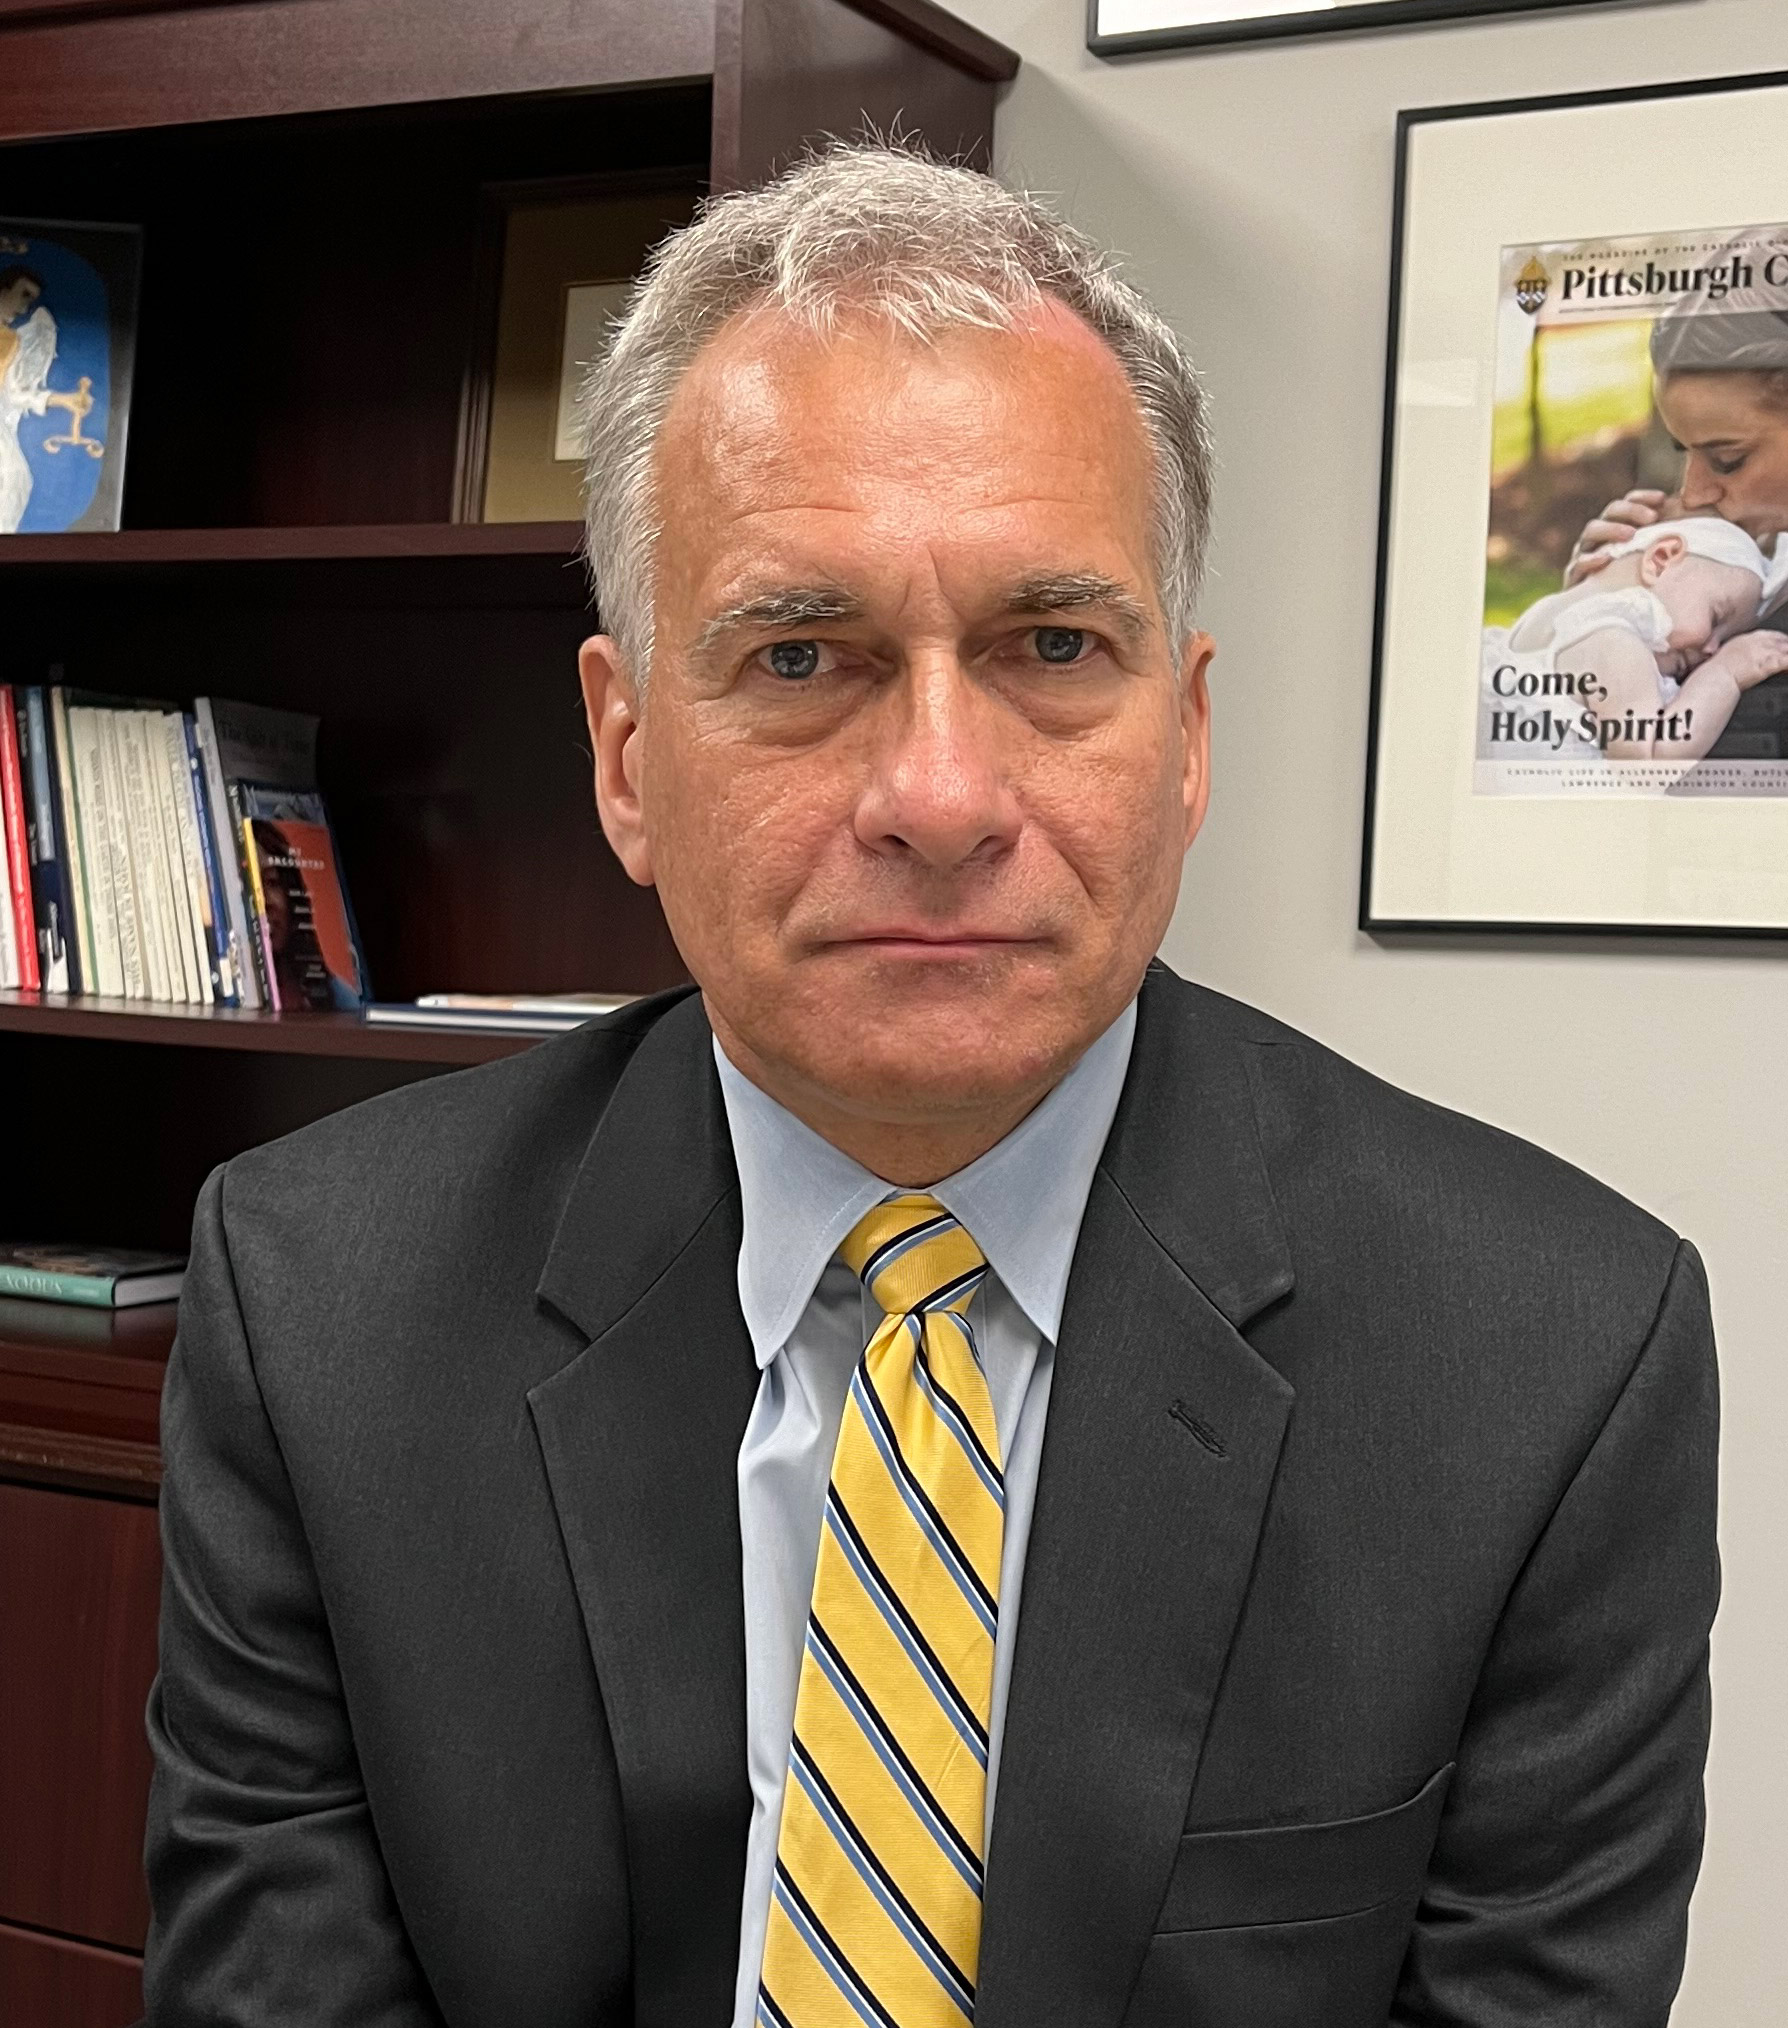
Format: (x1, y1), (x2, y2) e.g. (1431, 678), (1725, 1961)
(1393, 1238), (1719, 2026)
(143, 1165), (443, 2026)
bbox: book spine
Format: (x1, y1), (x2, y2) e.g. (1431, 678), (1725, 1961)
(192, 699), (262, 1010)
(144, 710), (202, 1003)
(95, 709), (147, 999)
(0, 776), (17, 989)
(228, 780), (273, 1008)
(68, 707), (124, 997)
(182, 718), (236, 1004)
(0, 687), (40, 992)
(116, 710), (174, 1002)
(163, 713), (217, 1002)
(238, 803), (279, 1009)
(0, 1264), (116, 1307)
(23, 688), (74, 993)
(48, 686), (95, 995)
(41, 685), (89, 995)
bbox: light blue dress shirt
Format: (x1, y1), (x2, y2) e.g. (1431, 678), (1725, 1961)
(716, 1001), (1138, 2028)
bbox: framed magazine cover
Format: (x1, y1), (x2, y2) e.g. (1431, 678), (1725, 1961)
(1088, 1), (1621, 59)
(1363, 70), (1788, 938)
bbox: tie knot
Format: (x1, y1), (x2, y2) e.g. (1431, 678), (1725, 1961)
(840, 1193), (987, 1320)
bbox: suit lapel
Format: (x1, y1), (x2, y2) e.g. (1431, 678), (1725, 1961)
(977, 970), (1298, 2028)
(527, 991), (759, 2027)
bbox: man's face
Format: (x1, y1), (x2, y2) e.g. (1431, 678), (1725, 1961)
(583, 299), (1213, 1143)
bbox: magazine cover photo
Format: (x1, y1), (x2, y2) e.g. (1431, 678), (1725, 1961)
(1480, 220), (1788, 797)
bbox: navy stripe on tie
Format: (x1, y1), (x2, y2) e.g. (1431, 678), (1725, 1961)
(912, 1326), (1004, 1501)
(825, 1487), (990, 1759)
(806, 1619), (984, 1889)
(854, 1367), (999, 1633)
(773, 1862), (899, 2028)
(790, 1733), (977, 2011)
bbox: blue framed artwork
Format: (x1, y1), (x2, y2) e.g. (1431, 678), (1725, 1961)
(0, 218), (142, 535)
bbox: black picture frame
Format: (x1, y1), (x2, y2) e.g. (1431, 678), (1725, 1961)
(452, 168), (702, 526)
(1362, 67), (1788, 941)
(1089, 0), (1624, 60)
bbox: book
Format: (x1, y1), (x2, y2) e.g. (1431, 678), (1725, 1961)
(67, 705), (127, 997)
(114, 708), (174, 1002)
(95, 707), (148, 998)
(417, 992), (635, 1014)
(193, 697), (320, 1013)
(0, 686), (40, 991)
(0, 1243), (186, 1309)
(240, 787), (370, 1010)
(361, 1000), (625, 1035)
(160, 712), (213, 1002)
(47, 684), (97, 996)
(140, 708), (202, 1003)
(20, 689), (75, 992)
(0, 776), (16, 989)
(178, 715), (233, 1003)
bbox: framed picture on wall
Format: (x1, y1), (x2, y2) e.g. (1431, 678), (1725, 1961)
(0, 217), (141, 535)
(1363, 70), (1788, 938)
(453, 173), (698, 525)
(1088, 0), (1622, 59)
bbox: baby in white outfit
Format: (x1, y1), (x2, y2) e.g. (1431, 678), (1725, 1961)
(1494, 518), (1788, 760)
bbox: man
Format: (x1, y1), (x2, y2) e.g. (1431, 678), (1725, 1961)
(145, 146), (1718, 2027)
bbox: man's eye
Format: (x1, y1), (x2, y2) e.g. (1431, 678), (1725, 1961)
(1033, 627), (1089, 665)
(764, 640), (823, 681)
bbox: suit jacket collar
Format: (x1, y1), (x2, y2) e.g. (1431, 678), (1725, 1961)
(976, 964), (1298, 2027)
(528, 988), (759, 2027)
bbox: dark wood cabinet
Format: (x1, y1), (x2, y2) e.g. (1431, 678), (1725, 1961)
(0, 4), (1014, 2021)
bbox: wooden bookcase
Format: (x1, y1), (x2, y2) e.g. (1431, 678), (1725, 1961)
(0, 4), (1016, 2020)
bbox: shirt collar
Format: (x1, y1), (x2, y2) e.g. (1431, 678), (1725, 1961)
(715, 999), (1137, 1369)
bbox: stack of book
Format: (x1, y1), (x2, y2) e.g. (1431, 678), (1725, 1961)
(0, 1243), (185, 1310)
(0, 682), (369, 1013)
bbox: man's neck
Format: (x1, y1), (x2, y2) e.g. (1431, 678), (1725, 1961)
(707, 1013), (1061, 1186)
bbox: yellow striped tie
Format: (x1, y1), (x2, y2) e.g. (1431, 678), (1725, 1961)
(758, 1194), (1003, 2028)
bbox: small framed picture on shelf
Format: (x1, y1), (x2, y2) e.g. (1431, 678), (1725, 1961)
(454, 173), (699, 526)
(0, 217), (142, 535)
(1087, 0), (1621, 58)
(1364, 69), (1788, 938)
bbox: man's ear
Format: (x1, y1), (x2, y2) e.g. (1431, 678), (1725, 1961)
(578, 633), (655, 887)
(1178, 630), (1216, 850)
(1640, 534), (1688, 582)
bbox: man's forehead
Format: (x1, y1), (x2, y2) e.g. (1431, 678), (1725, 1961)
(658, 295), (1150, 486)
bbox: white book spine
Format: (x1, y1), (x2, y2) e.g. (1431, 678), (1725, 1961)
(68, 709), (125, 997)
(192, 698), (262, 1011)
(163, 713), (216, 1003)
(0, 795), (17, 990)
(144, 710), (202, 1003)
(117, 711), (174, 1003)
(49, 687), (96, 997)
(96, 710), (148, 999)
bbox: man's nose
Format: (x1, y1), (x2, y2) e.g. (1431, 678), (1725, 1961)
(854, 655), (1023, 870)
(1679, 455), (1723, 511)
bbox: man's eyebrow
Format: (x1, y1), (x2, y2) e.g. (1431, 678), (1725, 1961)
(1003, 571), (1153, 644)
(696, 586), (865, 654)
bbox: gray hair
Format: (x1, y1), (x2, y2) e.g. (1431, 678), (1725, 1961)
(579, 142), (1213, 678)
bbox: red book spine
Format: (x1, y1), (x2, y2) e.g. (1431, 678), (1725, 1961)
(0, 687), (40, 992)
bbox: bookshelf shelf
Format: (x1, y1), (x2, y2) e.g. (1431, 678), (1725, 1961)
(0, 522), (585, 567)
(0, 993), (544, 1065)
(0, 522), (591, 606)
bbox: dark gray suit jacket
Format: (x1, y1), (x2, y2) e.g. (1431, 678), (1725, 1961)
(144, 964), (1718, 2026)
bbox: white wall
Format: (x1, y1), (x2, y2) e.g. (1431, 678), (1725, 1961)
(950, 1), (1786, 2017)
